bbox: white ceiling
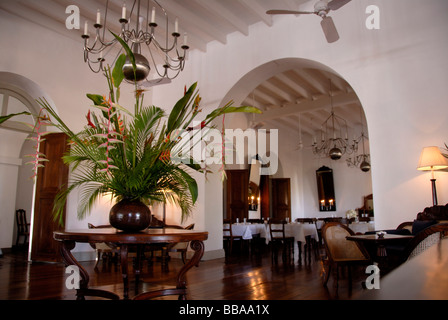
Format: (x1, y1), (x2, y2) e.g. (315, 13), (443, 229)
(0, 0), (365, 140)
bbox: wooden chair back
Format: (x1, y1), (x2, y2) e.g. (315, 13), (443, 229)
(321, 222), (370, 262)
(16, 209), (29, 234)
(15, 209), (30, 246)
(269, 219), (288, 241)
(223, 219), (233, 238)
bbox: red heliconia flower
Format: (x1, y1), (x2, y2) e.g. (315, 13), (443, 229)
(159, 150), (171, 163)
(86, 110), (96, 128)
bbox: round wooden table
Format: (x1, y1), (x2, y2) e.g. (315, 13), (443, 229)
(346, 233), (413, 274)
(346, 234), (413, 257)
(53, 228), (208, 300)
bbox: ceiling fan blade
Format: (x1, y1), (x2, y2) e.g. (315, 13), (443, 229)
(266, 9), (314, 15)
(250, 121), (266, 130)
(327, 0), (352, 11)
(321, 16), (339, 43)
(140, 77), (171, 87)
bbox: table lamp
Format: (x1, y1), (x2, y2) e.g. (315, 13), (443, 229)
(417, 146), (448, 205)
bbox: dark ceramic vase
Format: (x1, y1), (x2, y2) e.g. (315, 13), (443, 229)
(109, 199), (151, 232)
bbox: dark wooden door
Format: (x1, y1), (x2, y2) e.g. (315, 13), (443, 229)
(271, 178), (291, 220)
(224, 169), (248, 222)
(31, 133), (68, 262)
(260, 174), (270, 219)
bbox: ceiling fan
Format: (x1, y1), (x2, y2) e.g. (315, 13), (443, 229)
(266, 0), (352, 43)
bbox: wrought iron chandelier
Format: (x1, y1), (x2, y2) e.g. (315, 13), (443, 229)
(81, 0), (189, 82)
(312, 80), (358, 160)
(346, 131), (371, 172)
(346, 113), (371, 172)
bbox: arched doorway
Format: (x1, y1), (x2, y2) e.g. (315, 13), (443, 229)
(219, 58), (373, 222)
(0, 72), (58, 257)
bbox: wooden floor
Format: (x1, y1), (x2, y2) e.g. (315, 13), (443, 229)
(0, 244), (368, 301)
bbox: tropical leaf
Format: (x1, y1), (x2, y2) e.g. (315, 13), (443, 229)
(205, 103), (262, 120)
(167, 82), (197, 133)
(86, 94), (105, 106)
(112, 53), (126, 88)
(0, 111), (31, 125)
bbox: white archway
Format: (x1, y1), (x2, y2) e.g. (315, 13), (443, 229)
(216, 57), (372, 220)
(0, 72), (58, 251)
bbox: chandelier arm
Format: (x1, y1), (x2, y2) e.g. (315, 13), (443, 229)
(85, 28), (118, 52)
(102, 0), (109, 40)
(144, 38), (186, 67)
(144, 43), (182, 79)
(146, 31), (182, 56)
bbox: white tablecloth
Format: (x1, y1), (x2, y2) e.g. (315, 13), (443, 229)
(349, 222), (375, 234)
(223, 222), (319, 248)
(223, 223), (268, 240)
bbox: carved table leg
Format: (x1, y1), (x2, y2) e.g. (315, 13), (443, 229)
(59, 240), (119, 300)
(132, 240), (205, 300)
(176, 240), (204, 300)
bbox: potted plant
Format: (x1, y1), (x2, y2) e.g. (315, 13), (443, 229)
(8, 35), (261, 232)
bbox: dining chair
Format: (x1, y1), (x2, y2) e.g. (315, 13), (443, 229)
(87, 223), (120, 269)
(396, 221), (413, 233)
(15, 209), (30, 248)
(167, 223), (195, 264)
(223, 219), (243, 257)
(321, 222), (371, 289)
(269, 219), (295, 264)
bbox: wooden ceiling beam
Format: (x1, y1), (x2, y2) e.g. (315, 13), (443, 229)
(254, 92), (359, 123)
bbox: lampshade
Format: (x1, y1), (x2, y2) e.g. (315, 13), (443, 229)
(417, 146), (448, 171)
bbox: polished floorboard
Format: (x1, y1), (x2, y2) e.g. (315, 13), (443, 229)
(0, 244), (368, 301)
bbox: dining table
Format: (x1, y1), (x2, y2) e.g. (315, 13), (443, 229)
(53, 227), (208, 300)
(228, 222), (268, 241)
(346, 233), (414, 274)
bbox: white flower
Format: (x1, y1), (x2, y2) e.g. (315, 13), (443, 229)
(346, 209), (357, 219)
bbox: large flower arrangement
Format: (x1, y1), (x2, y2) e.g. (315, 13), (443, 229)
(2, 35), (260, 226)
